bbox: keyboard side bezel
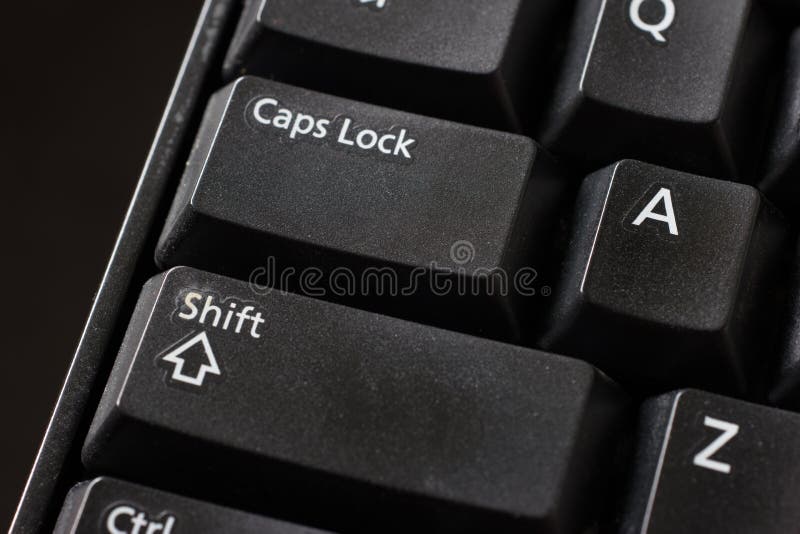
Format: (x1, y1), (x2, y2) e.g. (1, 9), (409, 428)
(9, 1), (240, 531)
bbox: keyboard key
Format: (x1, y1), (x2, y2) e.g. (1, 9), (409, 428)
(761, 28), (800, 212)
(155, 76), (567, 341)
(540, 0), (774, 180)
(540, 160), (787, 393)
(620, 389), (800, 534)
(223, 0), (568, 129)
(55, 477), (325, 533)
(82, 267), (628, 534)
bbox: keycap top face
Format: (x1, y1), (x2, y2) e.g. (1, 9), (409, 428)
(83, 267), (625, 532)
(55, 478), (326, 534)
(541, 0), (772, 179)
(224, 0), (569, 129)
(581, 160), (758, 329)
(255, 0), (520, 74)
(167, 76), (536, 271)
(542, 160), (785, 393)
(156, 76), (565, 340)
(628, 390), (800, 534)
(582, 0), (750, 121)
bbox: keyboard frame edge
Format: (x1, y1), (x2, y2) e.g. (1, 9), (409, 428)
(9, 1), (240, 531)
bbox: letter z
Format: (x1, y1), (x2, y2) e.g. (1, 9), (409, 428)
(692, 416), (739, 474)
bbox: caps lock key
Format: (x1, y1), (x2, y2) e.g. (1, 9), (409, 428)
(155, 76), (567, 341)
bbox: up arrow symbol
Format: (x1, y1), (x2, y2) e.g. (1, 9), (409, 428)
(161, 331), (221, 387)
(358, 0), (387, 9)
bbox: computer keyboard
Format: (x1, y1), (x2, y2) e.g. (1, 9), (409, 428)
(11, 0), (800, 532)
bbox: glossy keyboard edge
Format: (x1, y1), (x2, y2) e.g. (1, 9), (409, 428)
(8, 1), (240, 532)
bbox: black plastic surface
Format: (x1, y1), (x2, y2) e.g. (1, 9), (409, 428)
(54, 477), (326, 533)
(82, 267), (627, 533)
(621, 390), (800, 533)
(222, 0), (571, 130)
(541, 160), (788, 394)
(541, 0), (776, 181)
(155, 76), (568, 341)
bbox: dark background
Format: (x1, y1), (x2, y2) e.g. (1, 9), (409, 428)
(0, 1), (204, 529)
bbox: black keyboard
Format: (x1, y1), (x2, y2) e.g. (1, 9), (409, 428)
(12, 0), (800, 532)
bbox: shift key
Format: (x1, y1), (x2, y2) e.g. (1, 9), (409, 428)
(155, 76), (566, 341)
(82, 267), (627, 533)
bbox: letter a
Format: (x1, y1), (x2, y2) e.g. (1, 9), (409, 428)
(632, 187), (678, 236)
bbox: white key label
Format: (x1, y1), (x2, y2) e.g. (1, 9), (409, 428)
(252, 97), (417, 161)
(178, 291), (265, 339)
(631, 186), (679, 236)
(355, 0), (387, 10)
(692, 416), (739, 474)
(161, 331), (221, 388)
(105, 505), (176, 534)
(629, 0), (675, 44)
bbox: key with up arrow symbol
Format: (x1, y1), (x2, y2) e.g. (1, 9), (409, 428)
(355, 0), (387, 10)
(82, 267), (628, 533)
(159, 331), (221, 388)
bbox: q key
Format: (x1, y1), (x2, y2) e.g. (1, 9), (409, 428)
(540, 0), (776, 180)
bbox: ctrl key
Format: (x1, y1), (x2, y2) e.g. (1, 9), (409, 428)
(54, 477), (326, 533)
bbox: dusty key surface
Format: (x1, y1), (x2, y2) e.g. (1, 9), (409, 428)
(621, 390), (800, 534)
(82, 267), (627, 533)
(223, 0), (567, 129)
(540, 0), (774, 180)
(541, 160), (787, 393)
(155, 76), (566, 341)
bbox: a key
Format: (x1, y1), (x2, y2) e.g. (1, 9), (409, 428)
(761, 28), (800, 211)
(619, 389), (800, 534)
(222, 0), (568, 130)
(155, 76), (567, 341)
(55, 477), (326, 533)
(539, 160), (787, 393)
(540, 0), (775, 180)
(82, 267), (628, 534)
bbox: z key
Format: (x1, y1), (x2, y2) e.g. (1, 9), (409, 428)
(621, 390), (800, 534)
